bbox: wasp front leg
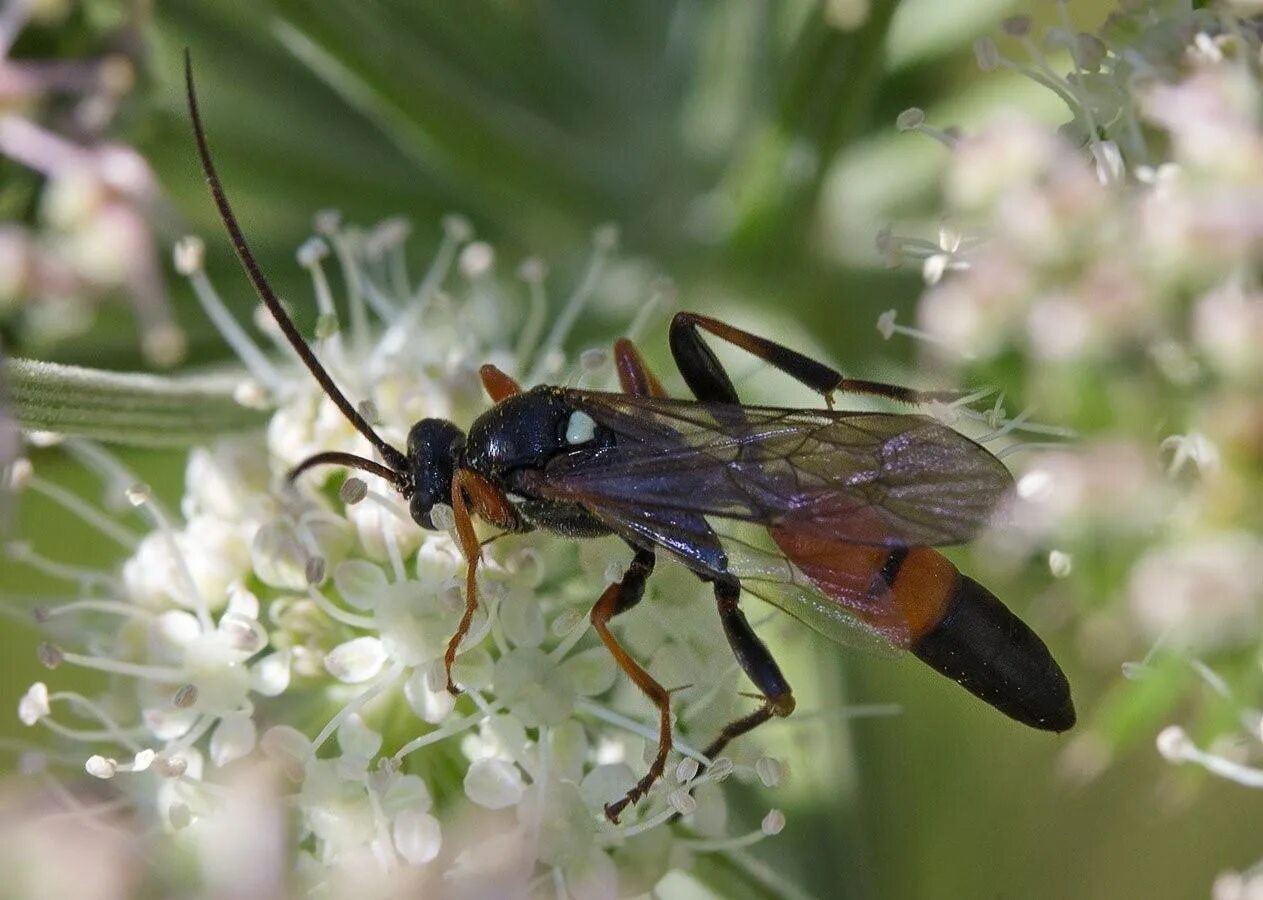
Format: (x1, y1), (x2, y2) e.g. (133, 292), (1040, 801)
(479, 364), (522, 401)
(704, 578), (796, 760)
(589, 547), (679, 823)
(444, 469), (524, 694)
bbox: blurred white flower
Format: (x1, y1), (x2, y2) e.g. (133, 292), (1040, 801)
(8, 215), (789, 897)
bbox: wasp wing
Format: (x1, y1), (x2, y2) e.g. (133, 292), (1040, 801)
(557, 500), (913, 653)
(517, 390), (1011, 652)
(555, 390), (1012, 549)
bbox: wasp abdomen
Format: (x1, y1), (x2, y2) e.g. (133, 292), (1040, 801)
(911, 572), (1076, 733)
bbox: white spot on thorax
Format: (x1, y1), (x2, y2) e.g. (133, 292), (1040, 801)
(564, 411), (597, 445)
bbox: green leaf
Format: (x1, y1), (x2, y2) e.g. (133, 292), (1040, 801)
(3, 358), (268, 447)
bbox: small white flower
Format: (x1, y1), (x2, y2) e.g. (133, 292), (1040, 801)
(210, 712), (257, 767)
(260, 725), (311, 782)
(1156, 726), (1193, 763)
(323, 636), (387, 683)
(18, 682), (50, 726)
(85, 755), (118, 779)
(754, 755), (783, 788)
(464, 758), (526, 810)
(392, 810), (442, 865)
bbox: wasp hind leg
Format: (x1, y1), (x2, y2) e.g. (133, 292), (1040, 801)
(704, 578), (796, 761)
(590, 547), (679, 823)
(669, 311), (968, 408)
(613, 337), (669, 398)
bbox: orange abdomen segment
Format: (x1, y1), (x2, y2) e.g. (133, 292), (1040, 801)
(770, 525), (1075, 732)
(769, 524), (957, 647)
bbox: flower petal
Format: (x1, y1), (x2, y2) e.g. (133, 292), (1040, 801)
(323, 637), (386, 684)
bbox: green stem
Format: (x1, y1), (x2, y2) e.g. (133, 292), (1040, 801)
(691, 847), (818, 900)
(3, 359), (268, 447)
(725, 0), (901, 262)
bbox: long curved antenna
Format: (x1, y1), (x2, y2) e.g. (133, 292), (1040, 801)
(287, 451), (404, 486)
(184, 50), (408, 476)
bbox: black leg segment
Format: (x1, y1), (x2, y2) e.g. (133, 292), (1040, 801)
(704, 578), (796, 760)
(669, 311), (970, 407)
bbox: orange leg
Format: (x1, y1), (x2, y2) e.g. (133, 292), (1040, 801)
(443, 469), (520, 694)
(590, 548), (673, 823)
(480, 364), (522, 402)
(613, 338), (668, 399)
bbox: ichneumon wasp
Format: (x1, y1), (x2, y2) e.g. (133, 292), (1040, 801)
(184, 54), (1073, 823)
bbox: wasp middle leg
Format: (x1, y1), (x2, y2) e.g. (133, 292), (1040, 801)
(665, 320), (801, 759)
(704, 578), (796, 760)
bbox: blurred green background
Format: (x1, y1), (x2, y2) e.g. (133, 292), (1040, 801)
(4, 1), (1260, 897)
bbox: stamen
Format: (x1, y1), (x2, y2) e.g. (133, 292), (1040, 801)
(514, 258), (550, 370)
(324, 221), (371, 357)
(48, 645), (185, 683)
(612, 803), (676, 838)
(1049, 0), (1107, 173)
(309, 660), (405, 756)
(174, 236), (284, 395)
(975, 405), (1035, 443)
(527, 224), (619, 384)
(125, 483), (213, 631)
(1157, 725), (1263, 788)
(374, 217), (413, 301)
(574, 698), (707, 765)
(307, 584), (377, 630)
(25, 473), (140, 549)
(895, 108), (958, 148)
(676, 824), (778, 852)
(363, 489), (413, 527)
(35, 599), (153, 622)
(570, 348), (610, 390)
(626, 278), (676, 343)
(379, 504), (406, 584)
(875, 309), (962, 354)
(423, 215), (472, 304)
(64, 439), (172, 520)
(995, 441), (1075, 460)
(393, 706), (496, 763)
(45, 690), (145, 751)
(546, 612), (590, 663)
(168, 713), (218, 753)
(296, 237), (343, 348)
(5, 541), (120, 591)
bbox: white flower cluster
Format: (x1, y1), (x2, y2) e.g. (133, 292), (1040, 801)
(7, 212), (790, 897)
(0, 1), (182, 365)
(880, 1), (1263, 890)
(881, 1), (1263, 645)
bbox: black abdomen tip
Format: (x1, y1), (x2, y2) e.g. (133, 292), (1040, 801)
(913, 575), (1075, 732)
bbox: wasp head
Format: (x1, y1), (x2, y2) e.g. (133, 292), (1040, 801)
(406, 419), (467, 530)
